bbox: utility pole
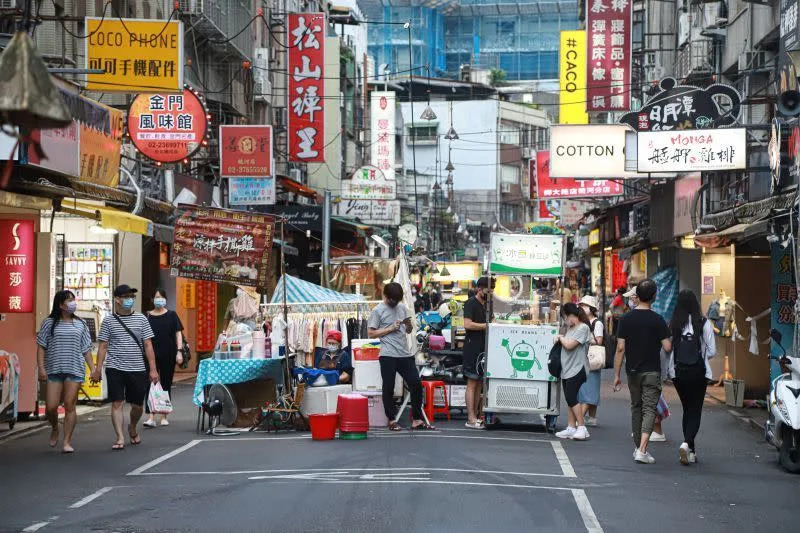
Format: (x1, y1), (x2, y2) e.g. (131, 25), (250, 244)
(322, 189), (331, 287)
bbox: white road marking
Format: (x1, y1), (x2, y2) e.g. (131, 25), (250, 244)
(133, 466), (569, 478)
(21, 522), (50, 532)
(126, 439), (201, 476)
(69, 486), (116, 509)
(205, 433), (553, 444)
(572, 489), (604, 533)
(251, 477), (576, 492)
(551, 441), (577, 478)
(250, 471), (431, 481)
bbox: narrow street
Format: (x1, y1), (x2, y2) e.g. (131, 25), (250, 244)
(2, 375), (797, 533)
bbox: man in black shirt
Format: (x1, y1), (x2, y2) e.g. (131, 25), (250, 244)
(463, 276), (494, 428)
(613, 279), (672, 464)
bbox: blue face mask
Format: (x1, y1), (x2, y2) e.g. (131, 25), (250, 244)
(65, 301), (77, 313)
(121, 298), (135, 310)
(154, 297), (167, 309)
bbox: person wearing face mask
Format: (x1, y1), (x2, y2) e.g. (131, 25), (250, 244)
(36, 290), (95, 453)
(313, 330), (353, 383)
(462, 276), (494, 429)
(92, 285), (159, 450)
(143, 289), (184, 428)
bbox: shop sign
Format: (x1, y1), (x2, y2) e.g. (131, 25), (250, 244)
(619, 78), (742, 132)
(559, 199), (591, 227)
(171, 206), (275, 288)
(789, 126), (800, 181)
(490, 233), (563, 275)
(781, 0), (800, 52)
(127, 89), (208, 163)
(486, 324), (557, 382)
(28, 121), (80, 177)
(287, 13), (326, 163)
(195, 280), (217, 352)
(342, 264), (375, 286)
(263, 205), (322, 232)
(537, 200), (556, 221)
(549, 125), (629, 178)
(85, 18), (183, 93)
(772, 244), (797, 387)
(0, 220), (35, 313)
(586, 0), (632, 111)
(342, 167), (397, 200)
(559, 31), (588, 124)
(535, 151), (623, 198)
(589, 228), (600, 246)
(219, 125), (273, 178)
(370, 92), (396, 180)
(228, 177), (276, 206)
(180, 280), (196, 309)
(674, 173), (701, 237)
(333, 199), (401, 226)
(637, 129), (747, 172)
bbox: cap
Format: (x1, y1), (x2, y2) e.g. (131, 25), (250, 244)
(579, 295), (598, 309)
(623, 287), (637, 298)
(325, 330), (342, 344)
(113, 284), (138, 297)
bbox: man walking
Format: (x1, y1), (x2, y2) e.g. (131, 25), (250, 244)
(613, 279), (672, 464)
(462, 276), (493, 429)
(92, 285), (159, 450)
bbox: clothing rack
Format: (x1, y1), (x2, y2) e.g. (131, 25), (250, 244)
(261, 300), (380, 316)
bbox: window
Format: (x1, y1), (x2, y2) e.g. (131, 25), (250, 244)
(406, 123), (438, 144)
(499, 124), (520, 145)
(501, 165), (519, 184)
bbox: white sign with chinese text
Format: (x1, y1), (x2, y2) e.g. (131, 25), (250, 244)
(342, 166), (397, 199)
(486, 324), (558, 382)
(333, 199), (401, 225)
(637, 128), (747, 172)
(228, 177), (276, 205)
(489, 233), (563, 276)
(371, 92), (395, 181)
(549, 124), (628, 178)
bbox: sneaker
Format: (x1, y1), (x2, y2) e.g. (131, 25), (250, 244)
(679, 442), (690, 465)
(634, 449), (656, 464)
(650, 432), (666, 442)
(160, 419), (170, 427)
(143, 419), (157, 428)
(584, 416), (598, 427)
(689, 452), (697, 464)
(556, 426), (577, 439)
(571, 426), (590, 440)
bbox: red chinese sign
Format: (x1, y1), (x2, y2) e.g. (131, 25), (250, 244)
(0, 220), (35, 313)
(219, 125), (273, 177)
(586, 0), (632, 111)
(171, 206), (275, 288)
(195, 280), (217, 352)
(534, 151), (623, 198)
(287, 13), (326, 163)
(127, 89), (208, 163)
(538, 201), (555, 221)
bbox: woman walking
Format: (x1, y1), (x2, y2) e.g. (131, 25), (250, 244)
(36, 291), (95, 453)
(667, 289), (716, 465)
(143, 289), (184, 428)
(578, 296), (603, 427)
(555, 303), (593, 441)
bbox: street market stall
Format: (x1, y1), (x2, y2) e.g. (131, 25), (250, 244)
(484, 233), (565, 430)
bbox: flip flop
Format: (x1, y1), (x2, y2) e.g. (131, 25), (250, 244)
(387, 421), (404, 432)
(129, 424), (142, 445)
(111, 443), (125, 451)
(411, 422), (436, 431)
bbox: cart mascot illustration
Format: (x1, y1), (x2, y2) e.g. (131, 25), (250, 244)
(501, 338), (542, 378)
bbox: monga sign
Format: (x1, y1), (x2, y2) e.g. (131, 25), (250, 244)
(549, 125), (629, 178)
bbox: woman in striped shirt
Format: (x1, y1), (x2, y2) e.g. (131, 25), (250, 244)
(36, 290), (95, 453)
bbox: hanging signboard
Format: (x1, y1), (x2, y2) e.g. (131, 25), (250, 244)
(537, 200), (556, 222)
(262, 205), (323, 232)
(486, 324), (557, 382)
(228, 177), (276, 206)
(637, 129), (747, 172)
(127, 89), (209, 163)
(535, 151), (623, 198)
(342, 166), (397, 199)
(0, 220), (35, 313)
(781, 0), (800, 53)
(586, 0), (632, 111)
(333, 199), (401, 226)
(559, 31), (588, 124)
(85, 18), (183, 93)
(673, 173), (701, 237)
(195, 280), (217, 352)
(619, 78), (742, 131)
(490, 233), (563, 275)
(370, 92), (396, 180)
(549, 125), (628, 178)
(171, 206), (275, 288)
(287, 13), (326, 163)
(559, 199), (592, 227)
(219, 125), (273, 178)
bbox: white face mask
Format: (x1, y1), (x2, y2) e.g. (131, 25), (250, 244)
(326, 344), (339, 353)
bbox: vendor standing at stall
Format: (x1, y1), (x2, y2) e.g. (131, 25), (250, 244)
(312, 331), (353, 384)
(462, 277), (494, 429)
(368, 282), (432, 431)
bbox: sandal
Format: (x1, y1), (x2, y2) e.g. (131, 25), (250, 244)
(387, 421), (404, 432)
(411, 422), (436, 431)
(465, 421), (484, 429)
(129, 425), (142, 445)
(111, 443), (125, 451)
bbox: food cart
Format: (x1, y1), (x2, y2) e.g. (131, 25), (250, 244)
(483, 233), (565, 431)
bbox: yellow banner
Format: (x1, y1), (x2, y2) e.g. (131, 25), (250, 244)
(559, 31), (588, 124)
(85, 18), (184, 93)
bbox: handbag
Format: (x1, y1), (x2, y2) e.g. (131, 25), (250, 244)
(587, 345), (605, 372)
(180, 340), (192, 369)
(547, 342), (562, 379)
(147, 382), (173, 414)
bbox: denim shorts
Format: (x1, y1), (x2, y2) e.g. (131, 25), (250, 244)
(48, 373), (84, 383)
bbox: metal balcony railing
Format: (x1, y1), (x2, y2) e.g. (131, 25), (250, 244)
(179, 0), (252, 61)
(674, 40), (714, 81)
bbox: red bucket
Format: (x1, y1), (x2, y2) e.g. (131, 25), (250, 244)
(309, 413), (339, 440)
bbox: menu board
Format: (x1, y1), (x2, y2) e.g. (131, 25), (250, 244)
(63, 243), (113, 313)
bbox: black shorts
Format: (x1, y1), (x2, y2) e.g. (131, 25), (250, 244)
(462, 350), (482, 381)
(562, 368), (587, 407)
(106, 368), (149, 405)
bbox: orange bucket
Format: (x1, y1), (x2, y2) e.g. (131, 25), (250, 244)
(309, 413), (339, 440)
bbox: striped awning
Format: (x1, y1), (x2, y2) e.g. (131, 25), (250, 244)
(270, 274), (365, 304)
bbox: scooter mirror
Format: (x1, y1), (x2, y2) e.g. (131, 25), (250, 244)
(770, 329), (783, 344)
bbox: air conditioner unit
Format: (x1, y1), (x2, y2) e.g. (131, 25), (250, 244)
(738, 51), (769, 72)
(288, 168), (303, 182)
(501, 182), (512, 194)
(522, 147), (533, 159)
(0, 0), (23, 9)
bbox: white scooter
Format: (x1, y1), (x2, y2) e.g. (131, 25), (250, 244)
(766, 329), (800, 473)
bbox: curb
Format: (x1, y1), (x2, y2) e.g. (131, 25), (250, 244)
(0, 405), (108, 443)
(706, 392), (766, 431)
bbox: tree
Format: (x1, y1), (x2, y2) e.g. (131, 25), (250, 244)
(488, 68), (507, 86)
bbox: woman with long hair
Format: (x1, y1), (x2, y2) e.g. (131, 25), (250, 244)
(578, 296), (604, 426)
(143, 288), (184, 428)
(36, 290), (95, 453)
(667, 289), (716, 465)
(555, 302), (593, 441)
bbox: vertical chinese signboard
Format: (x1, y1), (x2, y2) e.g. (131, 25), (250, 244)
(534, 151), (623, 199)
(195, 280), (217, 352)
(559, 31), (588, 124)
(370, 92), (396, 180)
(772, 243), (797, 388)
(171, 206), (275, 289)
(0, 220), (35, 313)
(287, 13), (325, 163)
(586, 0), (632, 111)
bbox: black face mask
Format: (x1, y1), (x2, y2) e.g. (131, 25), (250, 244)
(386, 298), (398, 307)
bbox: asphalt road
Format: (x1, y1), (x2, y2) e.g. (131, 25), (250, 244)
(1, 373), (799, 533)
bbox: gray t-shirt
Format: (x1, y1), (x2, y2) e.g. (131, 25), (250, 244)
(561, 322), (592, 379)
(368, 302), (412, 358)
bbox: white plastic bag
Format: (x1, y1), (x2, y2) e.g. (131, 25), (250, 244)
(148, 382), (173, 414)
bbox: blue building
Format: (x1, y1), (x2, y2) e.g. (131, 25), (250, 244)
(361, 0), (579, 82)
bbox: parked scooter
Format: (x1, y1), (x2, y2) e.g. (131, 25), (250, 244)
(766, 329), (800, 473)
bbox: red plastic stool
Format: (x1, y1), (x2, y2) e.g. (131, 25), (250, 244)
(421, 380), (450, 422)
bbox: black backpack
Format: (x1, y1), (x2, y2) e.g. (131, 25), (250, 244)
(547, 342), (562, 379)
(674, 318), (706, 367)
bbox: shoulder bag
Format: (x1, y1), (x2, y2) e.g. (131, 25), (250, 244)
(586, 320), (606, 372)
(547, 342), (562, 379)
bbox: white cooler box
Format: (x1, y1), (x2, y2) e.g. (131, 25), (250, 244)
(351, 339), (403, 397)
(358, 391), (389, 427)
(300, 384), (353, 415)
